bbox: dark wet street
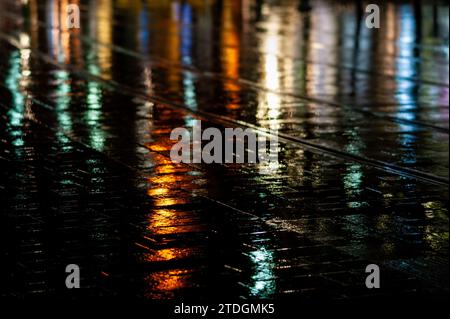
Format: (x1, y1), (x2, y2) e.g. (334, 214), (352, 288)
(0, 0), (448, 304)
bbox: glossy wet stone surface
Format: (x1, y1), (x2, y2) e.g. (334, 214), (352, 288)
(0, 0), (448, 301)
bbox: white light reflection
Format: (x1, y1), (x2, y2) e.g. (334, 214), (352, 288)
(136, 3), (155, 159)
(256, 6), (283, 175)
(180, 3), (198, 110)
(257, 11), (281, 126)
(395, 5), (418, 164)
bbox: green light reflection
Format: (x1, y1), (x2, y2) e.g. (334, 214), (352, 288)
(5, 49), (26, 148)
(54, 70), (72, 133)
(85, 54), (105, 151)
(248, 247), (276, 298)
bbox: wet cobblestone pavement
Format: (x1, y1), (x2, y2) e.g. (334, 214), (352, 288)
(0, 0), (448, 303)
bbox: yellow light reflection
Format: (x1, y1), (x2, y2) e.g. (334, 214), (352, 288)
(148, 174), (186, 184)
(222, 2), (241, 110)
(422, 201), (448, 251)
(146, 210), (199, 246)
(154, 197), (187, 207)
(147, 188), (169, 197)
(167, 2), (181, 93)
(149, 209), (177, 229)
(143, 118), (205, 297)
(143, 247), (194, 262)
(144, 269), (191, 299)
(149, 144), (171, 152)
(96, 0), (113, 80)
(155, 164), (180, 174)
